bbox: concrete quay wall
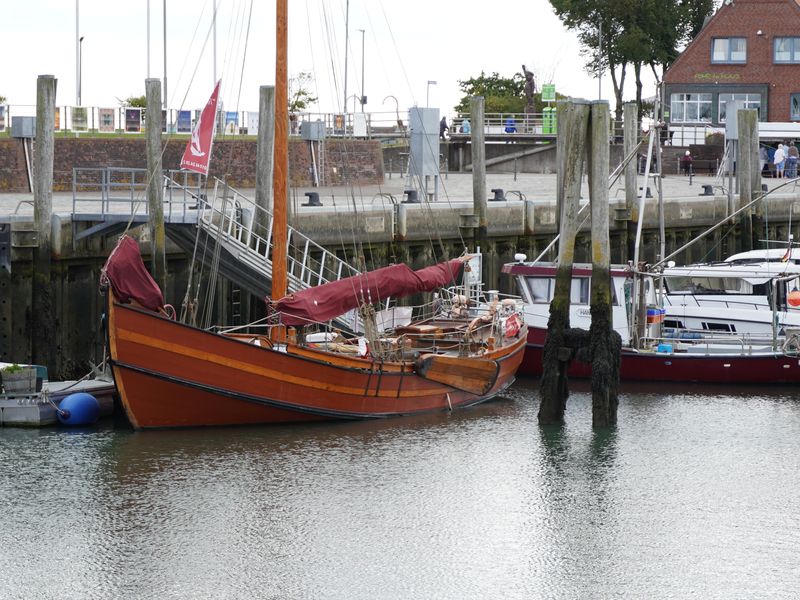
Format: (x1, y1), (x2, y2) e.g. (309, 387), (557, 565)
(4, 189), (800, 379)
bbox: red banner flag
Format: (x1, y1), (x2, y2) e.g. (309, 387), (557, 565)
(180, 80), (221, 175)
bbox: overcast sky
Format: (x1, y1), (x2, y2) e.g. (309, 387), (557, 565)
(2, 0), (657, 119)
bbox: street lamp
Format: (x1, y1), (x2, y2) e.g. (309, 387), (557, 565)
(348, 94), (359, 115)
(75, 0), (80, 106)
(358, 29), (365, 112)
(78, 35), (85, 106)
(426, 80), (437, 108)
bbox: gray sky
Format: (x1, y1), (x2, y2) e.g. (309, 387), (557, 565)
(2, 0), (655, 118)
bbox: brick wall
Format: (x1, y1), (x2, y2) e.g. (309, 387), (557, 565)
(0, 137), (384, 192)
(664, 0), (800, 122)
(0, 139), (31, 191)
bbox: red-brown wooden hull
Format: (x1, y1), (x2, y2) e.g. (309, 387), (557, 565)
(107, 301), (526, 429)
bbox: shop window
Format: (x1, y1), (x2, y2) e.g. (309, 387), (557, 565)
(718, 93), (761, 122)
(791, 94), (800, 121)
(670, 93), (712, 123)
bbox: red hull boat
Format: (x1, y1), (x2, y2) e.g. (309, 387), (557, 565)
(504, 261), (800, 384)
(102, 0), (527, 429)
(518, 328), (800, 384)
(107, 297), (526, 429)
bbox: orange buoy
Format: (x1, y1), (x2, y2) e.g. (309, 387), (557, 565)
(788, 290), (800, 307)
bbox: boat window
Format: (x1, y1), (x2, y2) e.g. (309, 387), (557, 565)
(526, 276), (619, 305)
(571, 278), (589, 304)
(526, 277), (552, 303)
(664, 276), (757, 295)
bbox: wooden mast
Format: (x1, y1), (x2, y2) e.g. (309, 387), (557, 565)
(271, 0), (288, 301)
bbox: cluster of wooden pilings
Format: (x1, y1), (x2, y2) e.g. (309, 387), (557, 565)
(539, 100), (621, 428)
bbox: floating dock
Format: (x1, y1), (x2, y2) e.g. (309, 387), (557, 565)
(0, 376), (116, 427)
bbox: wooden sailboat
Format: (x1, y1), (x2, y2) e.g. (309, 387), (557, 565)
(101, 0), (526, 429)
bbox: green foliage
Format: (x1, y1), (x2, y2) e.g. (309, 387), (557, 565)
(0, 95), (6, 104)
(549, 0), (716, 118)
(455, 71), (528, 114)
(118, 95), (147, 108)
(1, 363), (24, 374)
(289, 72), (317, 113)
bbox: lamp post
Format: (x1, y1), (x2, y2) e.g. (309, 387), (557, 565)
(75, 0), (80, 105)
(426, 80), (437, 108)
(78, 35), (85, 106)
(358, 28), (365, 112)
(343, 0), (350, 111)
(597, 19), (602, 100)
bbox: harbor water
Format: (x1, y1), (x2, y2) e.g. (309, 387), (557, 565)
(1, 378), (799, 599)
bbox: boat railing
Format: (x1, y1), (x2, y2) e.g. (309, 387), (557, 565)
(665, 294), (771, 311)
(198, 178), (360, 295)
(642, 329), (779, 355)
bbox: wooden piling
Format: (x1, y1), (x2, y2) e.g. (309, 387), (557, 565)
(31, 75), (56, 370)
(145, 78), (166, 291)
(623, 102), (638, 259)
(737, 109), (761, 250)
(471, 94), (487, 245)
(255, 85), (276, 237)
(588, 101), (620, 427)
(539, 100), (590, 425)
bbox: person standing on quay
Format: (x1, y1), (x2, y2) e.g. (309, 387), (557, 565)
(787, 142), (799, 178)
(774, 143), (786, 178)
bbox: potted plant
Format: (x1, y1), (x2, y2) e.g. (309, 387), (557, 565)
(1, 364), (37, 394)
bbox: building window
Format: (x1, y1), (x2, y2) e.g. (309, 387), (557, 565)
(712, 37), (747, 63)
(775, 37), (800, 63)
(670, 93), (712, 123)
(718, 93), (761, 121)
(791, 94), (800, 121)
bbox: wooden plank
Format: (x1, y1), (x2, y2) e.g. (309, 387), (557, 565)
(415, 354), (498, 395)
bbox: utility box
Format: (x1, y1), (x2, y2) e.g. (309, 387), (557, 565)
(408, 107), (439, 179)
(11, 116), (35, 139)
(301, 120), (326, 141)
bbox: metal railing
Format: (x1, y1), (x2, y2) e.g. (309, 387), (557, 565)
(199, 178), (360, 293)
(71, 167), (202, 222)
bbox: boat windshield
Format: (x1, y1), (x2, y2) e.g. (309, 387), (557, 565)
(664, 275), (764, 295)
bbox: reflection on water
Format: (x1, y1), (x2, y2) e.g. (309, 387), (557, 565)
(1, 379), (799, 599)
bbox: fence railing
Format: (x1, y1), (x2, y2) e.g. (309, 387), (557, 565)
(71, 167), (203, 223)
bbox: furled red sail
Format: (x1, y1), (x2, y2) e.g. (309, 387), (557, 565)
(102, 235), (164, 312)
(274, 258), (465, 325)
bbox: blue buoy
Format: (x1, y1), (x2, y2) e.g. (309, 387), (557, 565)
(58, 393), (100, 426)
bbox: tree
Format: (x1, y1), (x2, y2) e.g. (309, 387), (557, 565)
(550, 0), (716, 122)
(289, 72), (317, 113)
(0, 95), (6, 104)
(454, 71), (526, 114)
(117, 95), (147, 108)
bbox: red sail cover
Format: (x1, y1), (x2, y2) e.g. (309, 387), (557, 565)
(180, 80), (221, 175)
(103, 235), (165, 312)
(275, 259), (464, 325)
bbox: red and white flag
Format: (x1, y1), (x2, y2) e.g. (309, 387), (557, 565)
(180, 80), (221, 175)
